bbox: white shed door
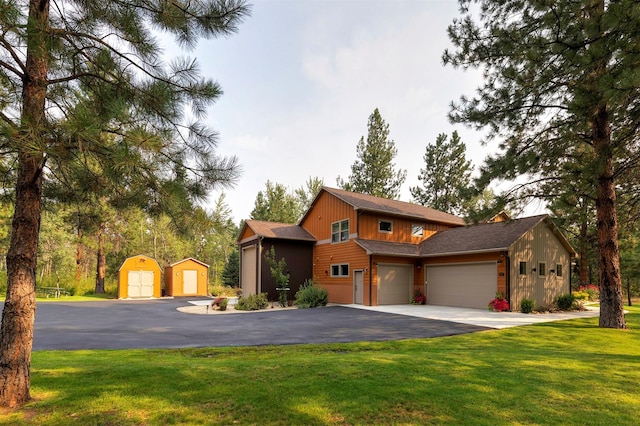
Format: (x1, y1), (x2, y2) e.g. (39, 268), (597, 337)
(183, 270), (198, 294)
(127, 270), (154, 298)
(426, 263), (497, 309)
(377, 264), (412, 305)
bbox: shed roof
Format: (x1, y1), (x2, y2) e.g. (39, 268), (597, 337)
(168, 258), (209, 268)
(419, 214), (576, 257)
(301, 187), (465, 226)
(239, 220), (316, 242)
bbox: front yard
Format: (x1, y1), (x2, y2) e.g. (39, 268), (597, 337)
(2, 306), (639, 425)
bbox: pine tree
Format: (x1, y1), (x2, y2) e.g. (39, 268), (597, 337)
(337, 108), (407, 199)
(0, 0), (250, 407)
(410, 131), (472, 215)
(443, 0), (640, 329)
(221, 250), (240, 288)
(250, 181), (302, 224)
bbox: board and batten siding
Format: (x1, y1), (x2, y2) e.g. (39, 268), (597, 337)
(358, 214), (453, 242)
(301, 191), (358, 241)
(313, 240), (369, 304)
(509, 222), (571, 310)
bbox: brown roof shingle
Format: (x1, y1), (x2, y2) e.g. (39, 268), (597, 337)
(355, 239), (421, 258)
(243, 220), (316, 242)
(320, 187), (465, 225)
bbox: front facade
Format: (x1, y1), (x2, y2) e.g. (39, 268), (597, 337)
(239, 187), (576, 310)
(164, 258), (209, 297)
(118, 255), (162, 299)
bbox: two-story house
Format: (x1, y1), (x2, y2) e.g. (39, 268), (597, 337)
(238, 187), (576, 311)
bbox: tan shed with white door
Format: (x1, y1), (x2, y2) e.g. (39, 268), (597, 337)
(164, 258), (209, 297)
(118, 255), (162, 299)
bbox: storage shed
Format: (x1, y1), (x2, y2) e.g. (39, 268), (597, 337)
(117, 255), (162, 299)
(164, 258), (209, 297)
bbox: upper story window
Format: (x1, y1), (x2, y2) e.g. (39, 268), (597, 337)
(331, 219), (349, 243)
(519, 261), (527, 275)
(411, 224), (424, 238)
(378, 219), (392, 233)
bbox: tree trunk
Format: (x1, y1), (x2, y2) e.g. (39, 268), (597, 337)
(75, 228), (83, 281)
(593, 105), (626, 329)
(0, 0), (50, 407)
(579, 220), (589, 287)
(95, 224), (106, 294)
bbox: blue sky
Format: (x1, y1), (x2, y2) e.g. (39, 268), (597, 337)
(179, 0), (489, 222)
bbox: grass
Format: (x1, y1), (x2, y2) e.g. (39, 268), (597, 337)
(0, 307), (638, 425)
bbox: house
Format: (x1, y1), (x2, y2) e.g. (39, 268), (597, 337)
(164, 258), (209, 297)
(238, 187), (576, 310)
(118, 255), (162, 299)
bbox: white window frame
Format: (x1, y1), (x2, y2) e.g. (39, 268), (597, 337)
(331, 219), (349, 243)
(411, 224), (424, 238)
(331, 263), (350, 277)
(378, 219), (393, 234)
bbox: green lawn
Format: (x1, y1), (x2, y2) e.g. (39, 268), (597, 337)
(1, 306), (639, 425)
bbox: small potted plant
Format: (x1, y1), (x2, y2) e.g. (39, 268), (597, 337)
(412, 289), (426, 305)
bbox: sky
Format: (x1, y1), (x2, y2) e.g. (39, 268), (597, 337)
(180, 0), (492, 223)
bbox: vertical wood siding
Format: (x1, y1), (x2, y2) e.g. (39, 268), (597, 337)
(164, 259), (208, 297)
(509, 223), (571, 310)
(301, 191), (357, 240)
(313, 240), (369, 304)
(358, 215), (455, 242)
(260, 240), (314, 302)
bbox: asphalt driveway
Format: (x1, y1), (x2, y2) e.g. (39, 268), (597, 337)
(29, 298), (491, 351)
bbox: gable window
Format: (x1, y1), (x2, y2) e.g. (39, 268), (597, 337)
(378, 219), (392, 233)
(556, 264), (563, 277)
(519, 261), (527, 275)
(538, 262), (546, 277)
(331, 219), (349, 243)
(331, 264), (349, 277)
(411, 224), (424, 238)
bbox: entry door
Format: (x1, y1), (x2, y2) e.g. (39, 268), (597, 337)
(128, 270), (154, 298)
(354, 270), (364, 304)
(183, 270), (198, 295)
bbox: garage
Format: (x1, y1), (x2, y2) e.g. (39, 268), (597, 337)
(426, 262), (497, 309)
(377, 264), (412, 305)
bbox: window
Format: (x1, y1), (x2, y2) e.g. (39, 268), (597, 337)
(331, 219), (349, 243)
(538, 262), (546, 277)
(411, 224), (424, 238)
(378, 219), (392, 233)
(556, 264), (563, 277)
(331, 264), (349, 277)
(519, 261), (527, 275)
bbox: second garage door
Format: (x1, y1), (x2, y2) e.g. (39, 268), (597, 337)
(377, 264), (412, 305)
(426, 262), (497, 309)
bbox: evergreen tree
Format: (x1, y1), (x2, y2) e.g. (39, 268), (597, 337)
(410, 131), (473, 215)
(250, 181), (302, 223)
(295, 177), (324, 215)
(221, 250), (240, 288)
(443, 0), (640, 328)
(337, 108), (407, 199)
(0, 0), (250, 406)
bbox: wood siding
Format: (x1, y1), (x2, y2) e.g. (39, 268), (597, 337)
(509, 222), (571, 310)
(358, 214), (453, 242)
(164, 259), (208, 297)
(301, 191), (358, 241)
(313, 240), (370, 304)
(117, 255), (162, 299)
(260, 240), (314, 302)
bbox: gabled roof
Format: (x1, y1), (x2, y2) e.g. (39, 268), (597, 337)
(168, 258), (209, 268)
(355, 239), (421, 258)
(238, 220), (316, 243)
(419, 214), (576, 257)
(301, 187), (465, 226)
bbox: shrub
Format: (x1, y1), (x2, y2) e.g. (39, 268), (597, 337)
(577, 284), (599, 301)
(294, 280), (328, 309)
(520, 298), (535, 314)
(219, 298), (228, 311)
(412, 289), (426, 305)
(556, 293), (576, 311)
(573, 291), (590, 301)
(210, 284), (239, 297)
(488, 293), (510, 312)
(235, 293), (269, 311)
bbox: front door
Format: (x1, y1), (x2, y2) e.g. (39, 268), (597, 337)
(354, 270), (364, 304)
(183, 270), (198, 295)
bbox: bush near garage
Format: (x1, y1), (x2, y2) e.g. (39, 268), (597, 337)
(235, 293), (269, 311)
(294, 280), (328, 309)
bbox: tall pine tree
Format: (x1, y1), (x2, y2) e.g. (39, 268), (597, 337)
(410, 131), (473, 216)
(444, 0), (640, 328)
(337, 108), (406, 199)
(0, 0), (250, 407)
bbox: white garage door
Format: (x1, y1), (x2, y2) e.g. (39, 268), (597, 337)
(426, 262), (497, 309)
(378, 264), (412, 305)
(241, 245), (258, 296)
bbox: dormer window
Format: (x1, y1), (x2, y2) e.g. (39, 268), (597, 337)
(331, 219), (349, 243)
(379, 219), (392, 233)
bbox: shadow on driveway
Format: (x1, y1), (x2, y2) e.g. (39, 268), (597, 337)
(30, 298), (492, 351)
